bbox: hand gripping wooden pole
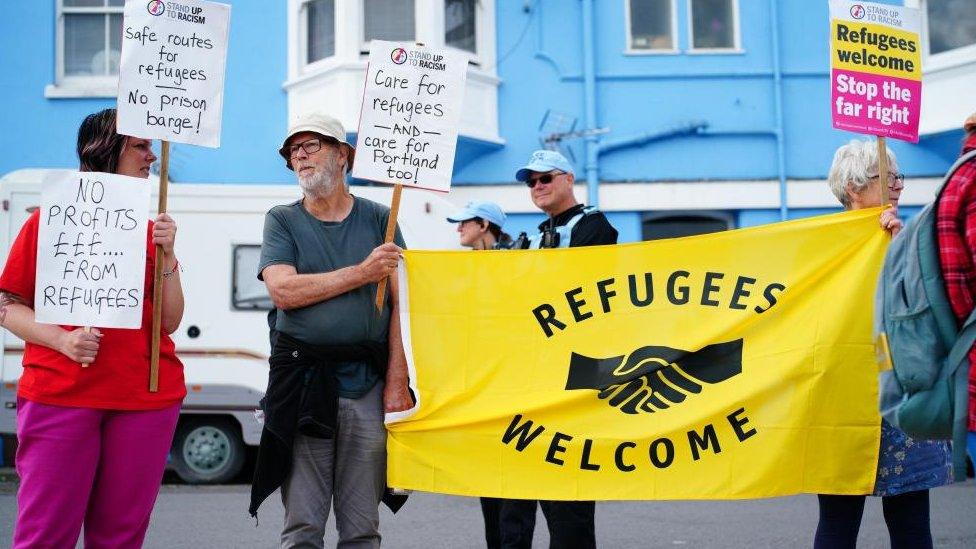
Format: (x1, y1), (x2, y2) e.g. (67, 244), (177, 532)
(149, 140), (170, 392)
(374, 183), (403, 311)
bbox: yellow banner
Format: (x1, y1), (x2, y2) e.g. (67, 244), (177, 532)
(389, 209), (886, 500)
(830, 19), (922, 80)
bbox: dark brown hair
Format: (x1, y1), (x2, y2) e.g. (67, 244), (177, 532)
(77, 108), (127, 173)
(471, 217), (512, 245)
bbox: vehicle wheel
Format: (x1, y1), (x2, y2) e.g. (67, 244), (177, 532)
(171, 418), (245, 484)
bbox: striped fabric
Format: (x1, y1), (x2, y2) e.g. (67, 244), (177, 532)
(935, 134), (976, 432)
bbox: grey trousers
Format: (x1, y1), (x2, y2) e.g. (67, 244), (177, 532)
(280, 382), (386, 548)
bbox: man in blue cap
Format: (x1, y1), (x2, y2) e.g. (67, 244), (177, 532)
(499, 150), (617, 549)
(512, 149), (617, 250)
(446, 201), (513, 250)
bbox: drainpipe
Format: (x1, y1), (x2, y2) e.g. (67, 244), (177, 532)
(769, 0), (788, 220)
(581, 0), (600, 207)
(599, 121), (709, 156)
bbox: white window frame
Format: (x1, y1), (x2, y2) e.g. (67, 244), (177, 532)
(359, 0), (420, 55)
(288, 0), (495, 80)
(624, 0), (680, 55)
(914, 0), (976, 73)
(441, 0), (486, 66)
(686, 0), (742, 54)
(284, 0), (500, 145)
(298, 0), (338, 74)
(46, 0), (123, 98)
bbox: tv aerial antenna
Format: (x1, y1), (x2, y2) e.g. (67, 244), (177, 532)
(538, 109), (609, 163)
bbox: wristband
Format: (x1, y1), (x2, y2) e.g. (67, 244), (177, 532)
(162, 259), (181, 279)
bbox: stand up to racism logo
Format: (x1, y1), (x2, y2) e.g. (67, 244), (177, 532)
(147, 0), (165, 16)
(391, 47), (407, 65)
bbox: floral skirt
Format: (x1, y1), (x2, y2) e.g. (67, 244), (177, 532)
(873, 419), (953, 496)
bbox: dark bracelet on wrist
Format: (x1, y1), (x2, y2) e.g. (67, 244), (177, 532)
(162, 259), (181, 279)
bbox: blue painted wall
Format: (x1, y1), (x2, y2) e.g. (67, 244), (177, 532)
(0, 0), (964, 239)
(0, 0), (288, 184)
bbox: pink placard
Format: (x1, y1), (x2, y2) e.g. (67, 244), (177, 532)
(831, 69), (921, 143)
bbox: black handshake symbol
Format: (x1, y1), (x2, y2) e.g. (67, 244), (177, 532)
(564, 339), (743, 415)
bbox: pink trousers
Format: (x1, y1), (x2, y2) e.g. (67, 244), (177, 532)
(13, 398), (181, 549)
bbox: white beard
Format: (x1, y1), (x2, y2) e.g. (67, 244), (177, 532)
(298, 164), (339, 197)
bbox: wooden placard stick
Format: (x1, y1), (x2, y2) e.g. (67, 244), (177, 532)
(149, 140), (170, 392)
(375, 183), (403, 311)
(373, 41), (426, 312)
(877, 136), (890, 207)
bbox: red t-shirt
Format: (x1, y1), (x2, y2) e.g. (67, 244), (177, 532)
(0, 210), (185, 410)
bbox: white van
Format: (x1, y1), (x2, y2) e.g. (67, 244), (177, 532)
(0, 169), (459, 483)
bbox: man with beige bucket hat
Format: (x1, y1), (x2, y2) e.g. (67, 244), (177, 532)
(249, 112), (412, 547)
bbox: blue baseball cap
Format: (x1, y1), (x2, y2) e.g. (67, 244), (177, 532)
(446, 200), (507, 227)
(515, 150), (575, 182)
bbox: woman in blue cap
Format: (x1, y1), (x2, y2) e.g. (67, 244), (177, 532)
(446, 200), (511, 548)
(447, 200), (513, 250)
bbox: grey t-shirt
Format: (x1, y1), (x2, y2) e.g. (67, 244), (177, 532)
(258, 195), (405, 395)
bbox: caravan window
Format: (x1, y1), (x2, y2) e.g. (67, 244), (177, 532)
(232, 245), (273, 311)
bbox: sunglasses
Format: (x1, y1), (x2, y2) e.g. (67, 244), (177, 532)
(525, 171), (563, 188)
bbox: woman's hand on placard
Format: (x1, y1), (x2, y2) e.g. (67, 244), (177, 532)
(59, 327), (102, 364)
(153, 213), (177, 256)
(880, 206), (903, 237)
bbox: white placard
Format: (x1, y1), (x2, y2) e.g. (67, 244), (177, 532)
(35, 172), (150, 329)
(117, 0), (231, 148)
(353, 41), (467, 193)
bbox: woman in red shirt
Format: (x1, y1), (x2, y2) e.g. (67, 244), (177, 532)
(0, 108), (186, 548)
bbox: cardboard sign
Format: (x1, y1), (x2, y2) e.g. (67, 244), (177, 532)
(829, 1), (922, 143)
(353, 41), (467, 193)
(35, 172), (150, 329)
(117, 0), (231, 148)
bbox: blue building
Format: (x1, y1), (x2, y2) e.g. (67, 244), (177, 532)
(1, 0), (974, 243)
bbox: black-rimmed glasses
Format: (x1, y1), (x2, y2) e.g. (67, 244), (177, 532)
(868, 172), (905, 191)
(282, 138), (324, 159)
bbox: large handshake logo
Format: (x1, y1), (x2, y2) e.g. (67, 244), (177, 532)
(565, 339), (743, 415)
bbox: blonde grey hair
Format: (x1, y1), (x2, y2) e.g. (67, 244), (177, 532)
(827, 139), (898, 209)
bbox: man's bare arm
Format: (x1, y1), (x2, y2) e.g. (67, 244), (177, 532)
(262, 242), (402, 310)
(383, 273), (413, 413)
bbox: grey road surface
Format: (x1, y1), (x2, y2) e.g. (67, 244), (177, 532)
(1, 479), (974, 548)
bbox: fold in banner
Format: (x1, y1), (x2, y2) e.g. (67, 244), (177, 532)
(390, 208), (887, 500)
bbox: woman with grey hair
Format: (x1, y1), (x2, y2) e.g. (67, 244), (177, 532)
(827, 138), (904, 228)
(815, 139), (952, 549)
